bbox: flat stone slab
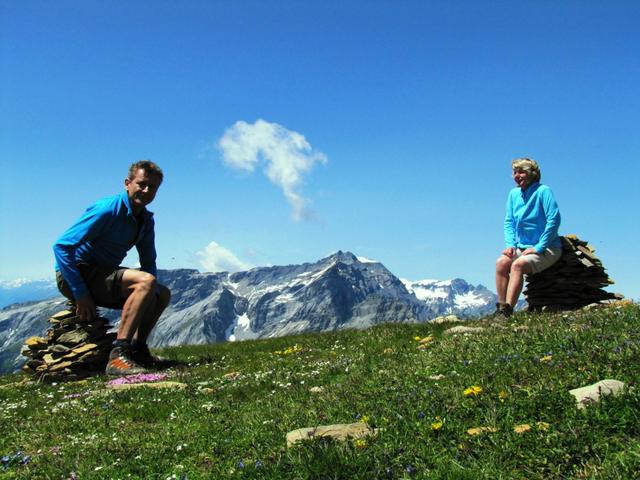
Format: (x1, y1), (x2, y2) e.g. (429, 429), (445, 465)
(50, 310), (75, 321)
(56, 330), (90, 345)
(107, 381), (188, 391)
(444, 326), (485, 335)
(287, 423), (378, 447)
(569, 379), (626, 409)
(25, 336), (48, 348)
(431, 314), (460, 324)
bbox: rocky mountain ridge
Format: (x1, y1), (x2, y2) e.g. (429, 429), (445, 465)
(1, 252), (496, 373)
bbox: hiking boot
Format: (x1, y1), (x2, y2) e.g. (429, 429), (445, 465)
(131, 344), (166, 369)
(105, 346), (148, 375)
(495, 302), (514, 318)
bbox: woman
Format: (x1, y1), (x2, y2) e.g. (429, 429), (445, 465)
(495, 158), (562, 317)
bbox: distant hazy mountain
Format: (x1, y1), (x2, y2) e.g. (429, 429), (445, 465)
(0, 279), (59, 309)
(0, 252), (497, 373)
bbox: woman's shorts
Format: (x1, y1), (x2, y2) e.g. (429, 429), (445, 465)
(515, 246), (562, 274)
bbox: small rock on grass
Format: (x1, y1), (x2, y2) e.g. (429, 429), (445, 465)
(107, 381), (188, 391)
(431, 314), (460, 324)
(287, 423), (378, 448)
(569, 379), (626, 410)
(444, 326), (485, 336)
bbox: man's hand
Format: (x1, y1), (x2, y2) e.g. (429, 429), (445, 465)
(520, 247), (537, 256)
(501, 247), (516, 258)
(76, 295), (97, 322)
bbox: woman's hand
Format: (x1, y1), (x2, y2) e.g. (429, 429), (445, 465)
(501, 247), (516, 258)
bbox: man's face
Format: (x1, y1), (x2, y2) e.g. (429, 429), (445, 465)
(125, 168), (162, 212)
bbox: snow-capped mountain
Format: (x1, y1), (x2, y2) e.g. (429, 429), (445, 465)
(149, 251), (433, 346)
(402, 278), (497, 317)
(0, 252), (497, 373)
(0, 279), (58, 309)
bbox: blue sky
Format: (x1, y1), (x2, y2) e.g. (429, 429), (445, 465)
(1, 1), (638, 299)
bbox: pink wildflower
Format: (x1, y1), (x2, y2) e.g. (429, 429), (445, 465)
(106, 373), (168, 386)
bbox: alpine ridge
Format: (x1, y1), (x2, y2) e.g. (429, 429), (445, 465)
(0, 252), (497, 373)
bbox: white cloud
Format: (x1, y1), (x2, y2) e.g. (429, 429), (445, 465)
(218, 119), (327, 221)
(196, 241), (252, 273)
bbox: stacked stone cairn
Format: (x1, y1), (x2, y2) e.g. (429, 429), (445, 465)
(21, 303), (115, 381)
(524, 234), (623, 312)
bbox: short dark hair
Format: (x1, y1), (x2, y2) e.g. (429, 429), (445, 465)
(128, 160), (164, 182)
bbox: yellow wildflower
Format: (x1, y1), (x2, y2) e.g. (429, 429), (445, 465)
(514, 424), (531, 434)
(467, 426), (498, 436)
(418, 336), (434, 344)
(430, 416), (444, 431)
(275, 344), (303, 356)
(536, 422), (550, 431)
(498, 390), (508, 402)
(464, 385), (483, 397)
(359, 415), (370, 424)
(414, 336), (422, 341)
(539, 355), (553, 363)
(354, 438), (367, 448)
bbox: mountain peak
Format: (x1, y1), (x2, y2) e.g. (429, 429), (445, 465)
(324, 250), (358, 263)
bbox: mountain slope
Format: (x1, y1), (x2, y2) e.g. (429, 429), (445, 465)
(1, 252), (497, 373)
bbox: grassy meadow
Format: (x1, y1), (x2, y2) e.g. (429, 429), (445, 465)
(1, 303), (639, 479)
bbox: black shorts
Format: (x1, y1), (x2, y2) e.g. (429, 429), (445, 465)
(56, 263), (128, 309)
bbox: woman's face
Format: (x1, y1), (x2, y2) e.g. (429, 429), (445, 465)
(513, 169), (531, 189)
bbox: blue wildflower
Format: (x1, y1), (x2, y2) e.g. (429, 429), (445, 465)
(2, 456), (9, 470)
(237, 460), (245, 469)
(405, 464), (417, 475)
(255, 460), (263, 468)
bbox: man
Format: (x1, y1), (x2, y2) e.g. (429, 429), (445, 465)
(495, 158), (562, 317)
(53, 160), (171, 375)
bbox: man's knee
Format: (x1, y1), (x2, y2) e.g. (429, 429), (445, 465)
(122, 271), (157, 295)
(138, 273), (157, 291)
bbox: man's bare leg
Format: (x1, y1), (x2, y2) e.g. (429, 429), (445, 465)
(133, 284), (171, 344)
(117, 270), (158, 342)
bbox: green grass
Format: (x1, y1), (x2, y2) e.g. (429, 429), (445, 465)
(1, 304), (639, 479)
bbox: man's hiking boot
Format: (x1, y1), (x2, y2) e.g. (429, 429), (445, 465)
(105, 346), (148, 375)
(131, 344), (167, 369)
(495, 302), (514, 318)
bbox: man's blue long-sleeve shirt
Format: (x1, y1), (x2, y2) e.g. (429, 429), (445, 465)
(53, 190), (157, 300)
(504, 181), (561, 253)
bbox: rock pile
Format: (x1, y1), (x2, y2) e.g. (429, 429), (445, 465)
(21, 304), (115, 381)
(524, 235), (622, 312)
